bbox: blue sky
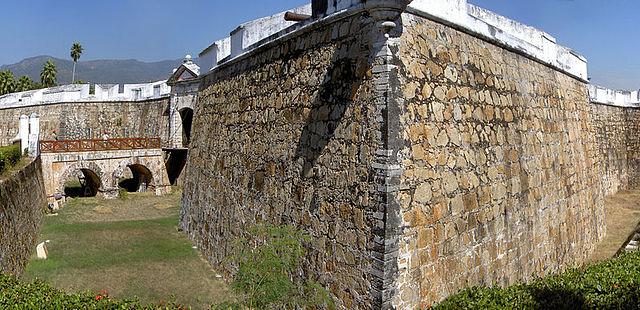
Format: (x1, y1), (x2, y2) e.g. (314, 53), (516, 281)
(0, 0), (637, 89)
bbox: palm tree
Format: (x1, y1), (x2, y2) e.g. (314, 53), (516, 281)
(40, 59), (57, 88)
(0, 70), (15, 95)
(16, 76), (35, 92)
(70, 42), (83, 83)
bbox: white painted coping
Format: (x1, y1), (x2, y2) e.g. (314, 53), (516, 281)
(589, 84), (640, 107)
(0, 81), (170, 110)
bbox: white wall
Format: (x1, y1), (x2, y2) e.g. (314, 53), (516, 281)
(228, 4), (312, 58)
(0, 81), (170, 110)
(589, 84), (640, 107)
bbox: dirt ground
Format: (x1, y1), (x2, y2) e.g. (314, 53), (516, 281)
(62, 192), (180, 222)
(589, 190), (640, 263)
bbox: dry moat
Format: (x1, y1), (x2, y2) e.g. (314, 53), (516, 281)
(17, 187), (640, 309)
(22, 190), (232, 309)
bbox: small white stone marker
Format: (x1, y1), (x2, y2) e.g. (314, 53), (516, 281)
(36, 240), (50, 259)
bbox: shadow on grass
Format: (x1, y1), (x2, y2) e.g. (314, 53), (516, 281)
(527, 286), (585, 309)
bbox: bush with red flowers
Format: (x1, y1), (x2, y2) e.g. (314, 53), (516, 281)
(0, 274), (187, 309)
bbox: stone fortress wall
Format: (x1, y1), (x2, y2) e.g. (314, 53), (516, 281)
(0, 81), (173, 147)
(0, 158), (46, 276)
(588, 84), (640, 195)
(0, 0), (637, 307)
(182, 11), (381, 308)
(0, 98), (171, 147)
(589, 95), (640, 196)
(181, 0), (640, 309)
(394, 12), (601, 307)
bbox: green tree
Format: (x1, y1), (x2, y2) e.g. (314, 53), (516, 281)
(70, 42), (83, 83)
(16, 76), (35, 92)
(0, 70), (15, 95)
(40, 59), (57, 88)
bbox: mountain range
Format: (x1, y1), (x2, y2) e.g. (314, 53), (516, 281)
(0, 56), (183, 85)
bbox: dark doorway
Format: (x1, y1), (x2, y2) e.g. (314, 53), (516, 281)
(179, 108), (194, 148)
(165, 149), (188, 185)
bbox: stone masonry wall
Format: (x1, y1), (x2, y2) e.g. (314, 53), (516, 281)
(182, 12), (382, 309)
(624, 109), (640, 189)
(393, 13), (605, 308)
(590, 104), (632, 196)
(589, 104), (640, 196)
(0, 157), (46, 276)
(0, 98), (170, 146)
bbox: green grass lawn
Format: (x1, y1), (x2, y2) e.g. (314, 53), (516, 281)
(22, 191), (233, 309)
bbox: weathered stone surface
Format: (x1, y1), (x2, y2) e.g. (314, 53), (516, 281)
(0, 99), (170, 146)
(590, 104), (640, 195)
(182, 13), (378, 310)
(179, 6), (640, 310)
(40, 149), (171, 199)
(395, 13), (605, 308)
(0, 158), (46, 276)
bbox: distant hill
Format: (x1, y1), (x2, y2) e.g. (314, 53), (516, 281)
(0, 56), (182, 85)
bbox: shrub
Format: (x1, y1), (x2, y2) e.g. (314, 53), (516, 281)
(213, 224), (335, 309)
(0, 144), (21, 174)
(118, 187), (129, 199)
(0, 273), (189, 309)
(434, 250), (640, 309)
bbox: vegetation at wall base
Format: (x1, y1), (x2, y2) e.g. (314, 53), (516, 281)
(213, 224), (335, 310)
(434, 250), (640, 309)
(118, 187), (129, 199)
(0, 144), (22, 174)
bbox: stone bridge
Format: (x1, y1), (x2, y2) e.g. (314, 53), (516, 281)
(39, 138), (170, 199)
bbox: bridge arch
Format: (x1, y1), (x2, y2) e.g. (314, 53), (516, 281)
(112, 158), (164, 194)
(57, 162), (106, 198)
(40, 138), (171, 199)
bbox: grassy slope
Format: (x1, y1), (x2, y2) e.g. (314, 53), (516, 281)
(22, 192), (232, 309)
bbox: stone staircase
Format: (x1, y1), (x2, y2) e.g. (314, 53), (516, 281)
(620, 227), (640, 253)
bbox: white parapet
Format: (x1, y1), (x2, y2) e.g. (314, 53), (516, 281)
(199, 37), (232, 72)
(588, 84), (640, 107)
(195, 0), (588, 82)
(0, 80), (171, 110)
(312, 0), (361, 17)
(228, 4), (312, 59)
(94, 84), (119, 101)
(407, 0), (588, 81)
